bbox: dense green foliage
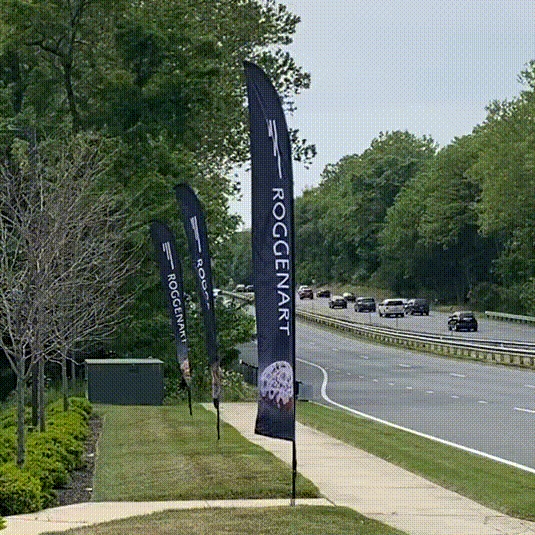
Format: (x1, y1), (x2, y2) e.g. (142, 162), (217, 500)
(0, 397), (91, 515)
(292, 63), (535, 312)
(0, 0), (313, 399)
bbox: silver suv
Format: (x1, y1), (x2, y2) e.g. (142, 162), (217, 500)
(377, 299), (405, 318)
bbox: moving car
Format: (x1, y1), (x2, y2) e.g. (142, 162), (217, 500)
(328, 295), (347, 309)
(405, 298), (429, 315)
(377, 299), (405, 318)
(448, 311), (478, 332)
(316, 289), (331, 298)
(355, 297), (376, 312)
(342, 292), (356, 302)
(298, 285), (314, 299)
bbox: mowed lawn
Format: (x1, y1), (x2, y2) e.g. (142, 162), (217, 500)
(44, 506), (407, 535)
(92, 404), (318, 501)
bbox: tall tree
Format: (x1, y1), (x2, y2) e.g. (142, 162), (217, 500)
(295, 131), (436, 283)
(0, 131), (135, 464)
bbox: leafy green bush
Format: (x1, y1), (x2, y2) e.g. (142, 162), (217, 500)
(25, 442), (70, 489)
(0, 397), (92, 514)
(0, 462), (42, 515)
(0, 429), (15, 464)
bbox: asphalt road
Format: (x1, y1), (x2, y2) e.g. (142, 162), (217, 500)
(237, 311), (535, 471)
(297, 297), (535, 342)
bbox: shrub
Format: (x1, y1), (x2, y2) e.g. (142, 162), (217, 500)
(25, 447), (69, 489)
(47, 397), (91, 421)
(0, 430), (15, 464)
(0, 462), (42, 515)
(0, 397), (92, 515)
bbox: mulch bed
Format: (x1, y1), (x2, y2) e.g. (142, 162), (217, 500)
(56, 414), (102, 506)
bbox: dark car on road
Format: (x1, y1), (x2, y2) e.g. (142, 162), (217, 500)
(316, 289), (331, 298)
(405, 298), (430, 316)
(355, 297), (376, 312)
(298, 285), (314, 299)
(448, 311), (478, 332)
(342, 292), (356, 302)
(329, 295), (347, 309)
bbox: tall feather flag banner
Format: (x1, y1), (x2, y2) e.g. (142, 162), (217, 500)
(150, 221), (192, 414)
(243, 61), (296, 445)
(175, 184), (221, 438)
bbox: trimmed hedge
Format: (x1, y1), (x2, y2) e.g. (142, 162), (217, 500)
(0, 397), (92, 515)
(0, 462), (42, 516)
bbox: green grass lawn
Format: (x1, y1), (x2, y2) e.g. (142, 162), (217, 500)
(92, 404), (318, 501)
(43, 506), (406, 535)
(297, 401), (535, 521)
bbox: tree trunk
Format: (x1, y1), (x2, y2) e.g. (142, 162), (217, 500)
(38, 358), (45, 432)
(16, 365), (25, 467)
(62, 357), (69, 411)
(31, 363), (38, 427)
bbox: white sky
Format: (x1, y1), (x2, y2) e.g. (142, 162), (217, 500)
(230, 0), (535, 229)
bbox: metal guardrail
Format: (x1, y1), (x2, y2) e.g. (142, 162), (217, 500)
(298, 309), (535, 368)
(485, 311), (535, 324)
(222, 291), (535, 368)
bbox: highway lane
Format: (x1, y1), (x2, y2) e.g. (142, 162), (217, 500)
(293, 319), (535, 470)
(297, 297), (535, 343)
(237, 317), (535, 470)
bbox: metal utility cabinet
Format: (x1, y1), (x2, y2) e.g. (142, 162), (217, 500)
(85, 358), (164, 405)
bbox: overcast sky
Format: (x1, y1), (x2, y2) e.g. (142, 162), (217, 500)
(230, 0), (535, 228)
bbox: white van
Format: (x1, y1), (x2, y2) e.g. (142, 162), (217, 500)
(377, 299), (405, 318)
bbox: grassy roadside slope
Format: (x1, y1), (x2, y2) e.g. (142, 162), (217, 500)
(297, 401), (535, 521)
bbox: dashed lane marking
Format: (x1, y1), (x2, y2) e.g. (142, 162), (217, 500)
(298, 357), (535, 474)
(514, 407), (535, 414)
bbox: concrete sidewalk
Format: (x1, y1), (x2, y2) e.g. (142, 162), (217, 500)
(2, 498), (330, 534)
(207, 402), (535, 535)
(3, 402), (535, 535)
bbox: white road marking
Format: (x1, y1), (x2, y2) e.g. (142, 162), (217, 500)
(451, 395), (460, 399)
(298, 357), (535, 475)
(478, 400), (488, 404)
(524, 384), (535, 389)
(425, 390), (434, 394)
(388, 382), (395, 386)
(514, 407), (535, 414)
(450, 373), (466, 378)
(398, 363), (411, 368)
(406, 386), (413, 390)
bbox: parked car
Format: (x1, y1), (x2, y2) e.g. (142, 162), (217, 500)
(342, 292), (356, 302)
(377, 299), (405, 318)
(316, 289), (331, 298)
(405, 298), (429, 315)
(355, 297), (376, 312)
(234, 284), (246, 292)
(245, 284), (254, 292)
(448, 311), (478, 332)
(298, 285), (314, 299)
(328, 295), (347, 309)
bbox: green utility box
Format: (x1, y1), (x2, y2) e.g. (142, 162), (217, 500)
(85, 358), (164, 405)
